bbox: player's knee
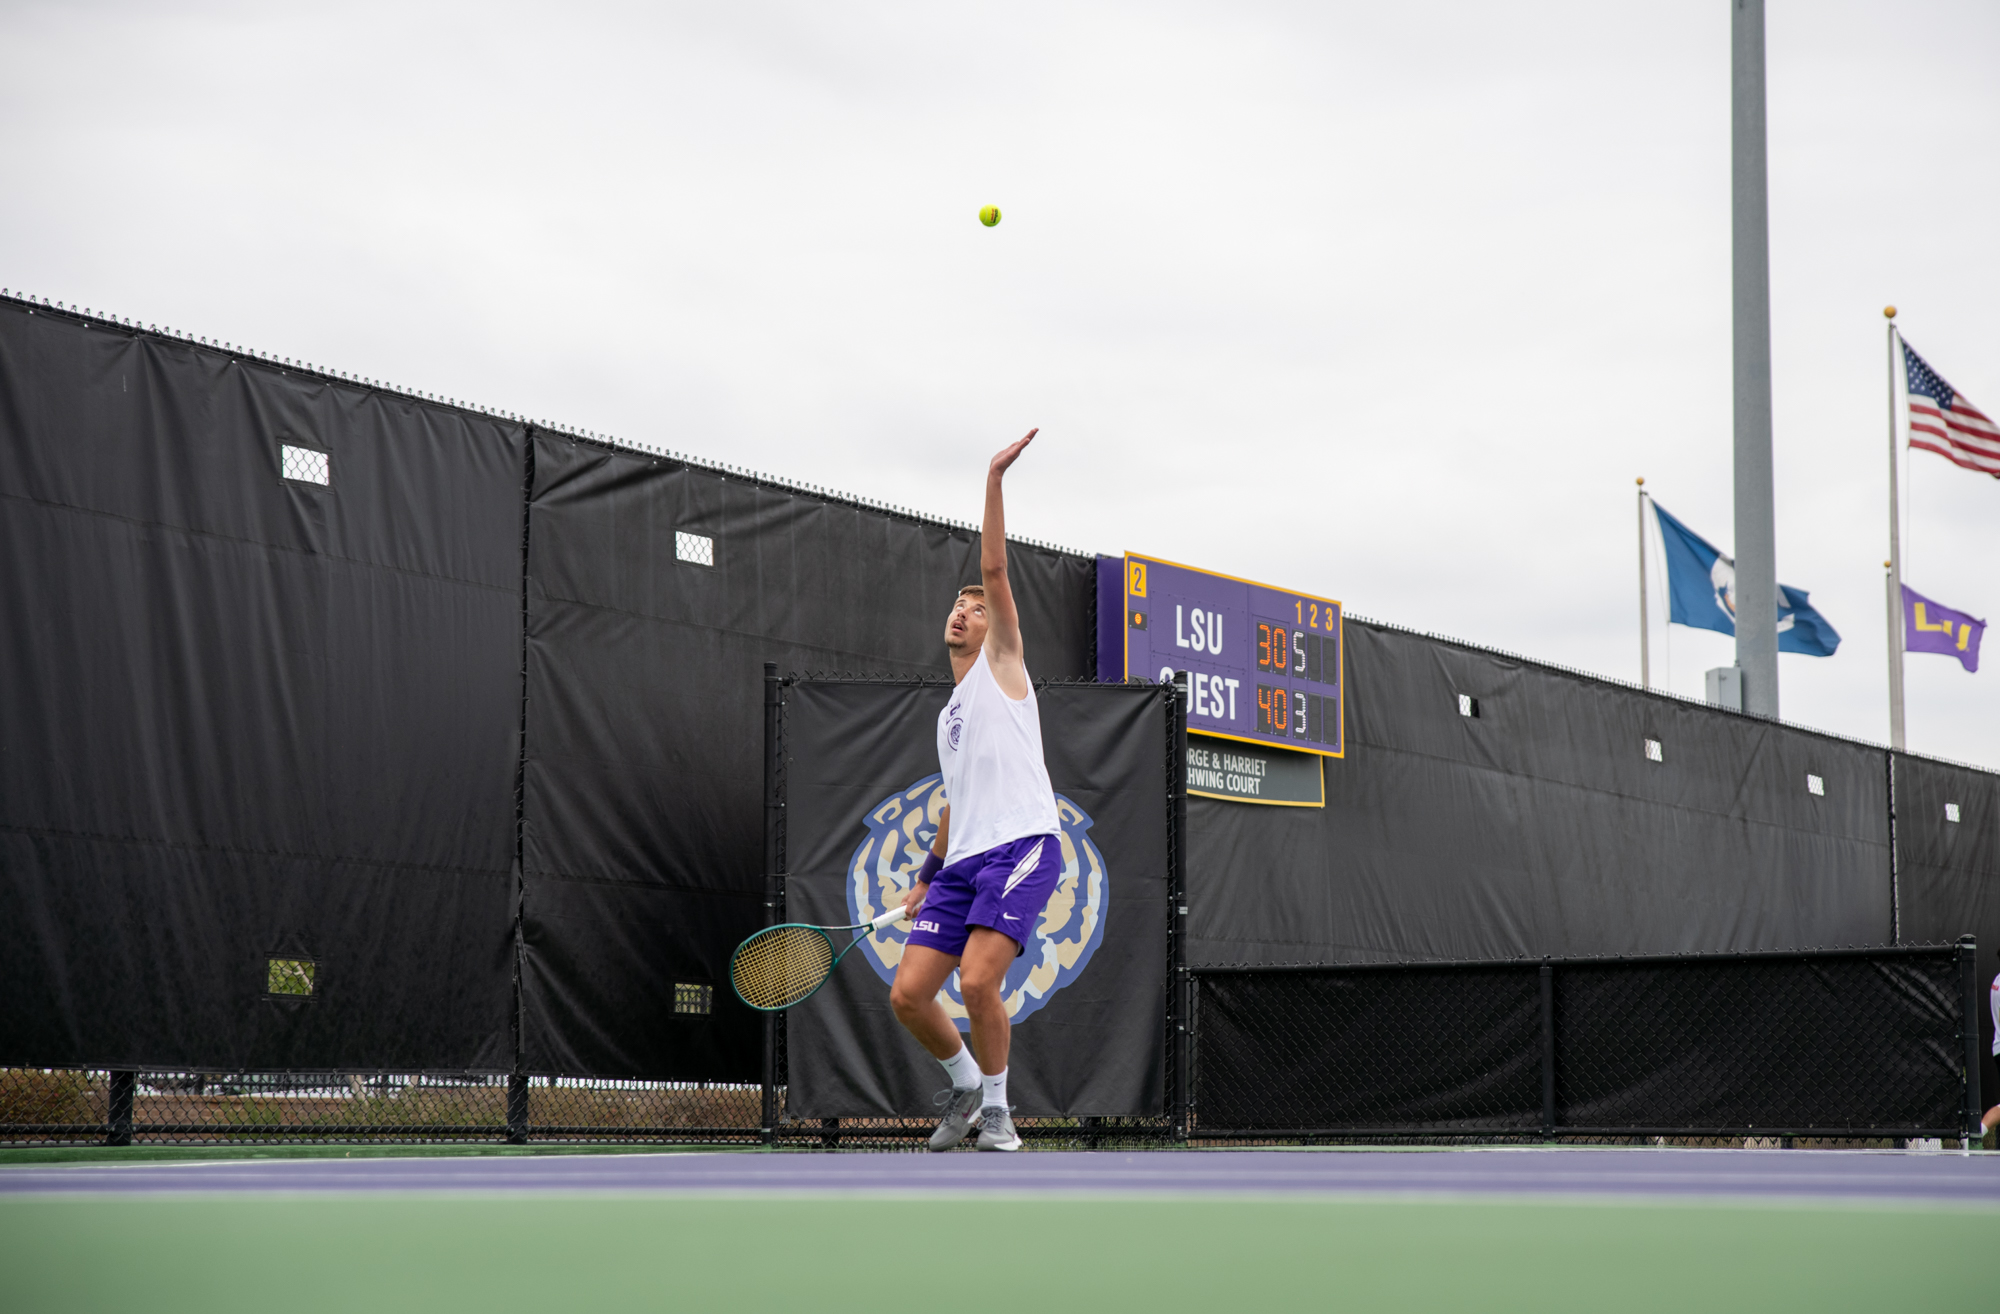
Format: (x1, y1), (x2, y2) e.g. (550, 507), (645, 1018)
(958, 963), (1004, 1004)
(888, 973), (936, 1019)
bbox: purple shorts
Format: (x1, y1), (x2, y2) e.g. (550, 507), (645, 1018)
(905, 834), (1063, 958)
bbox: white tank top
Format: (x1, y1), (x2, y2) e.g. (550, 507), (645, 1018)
(936, 649), (1060, 865)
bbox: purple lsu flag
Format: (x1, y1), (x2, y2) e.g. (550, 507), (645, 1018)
(1902, 584), (1986, 673)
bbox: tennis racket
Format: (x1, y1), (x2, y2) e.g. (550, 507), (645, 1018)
(729, 906), (915, 1011)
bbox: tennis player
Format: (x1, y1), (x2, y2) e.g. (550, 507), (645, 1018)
(888, 428), (1062, 1152)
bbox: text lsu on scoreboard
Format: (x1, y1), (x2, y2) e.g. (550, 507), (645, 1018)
(1106, 552), (1343, 757)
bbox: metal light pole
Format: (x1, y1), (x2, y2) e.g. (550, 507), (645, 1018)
(1732, 0), (1780, 719)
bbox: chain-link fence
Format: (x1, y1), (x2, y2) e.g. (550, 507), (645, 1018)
(1192, 941), (1982, 1143)
(1193, 963), (1544, 1134)
(0, 1071), (771, 1146)
(0, 1066), (1182, 1148)
(8, 943), (1978, 1147)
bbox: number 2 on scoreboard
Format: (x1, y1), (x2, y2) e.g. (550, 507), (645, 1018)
(1294, 599), (1326, 631)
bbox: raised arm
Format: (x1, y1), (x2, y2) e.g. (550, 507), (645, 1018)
(980, 429), (1036, 695)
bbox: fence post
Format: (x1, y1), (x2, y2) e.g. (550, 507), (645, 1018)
(506, 1073), (529, 1145)
(107, 1071), (134, 1147)
(1960, 935), (1981, 1143)
(1170, 672), (1190, 1142)
(1539, 962), (1555, 1138)
(761, 662), (783, 1147)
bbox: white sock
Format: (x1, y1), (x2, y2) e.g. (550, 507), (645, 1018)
(940, 1045), (981, 1091)
(980, 1067), (1008, 1109)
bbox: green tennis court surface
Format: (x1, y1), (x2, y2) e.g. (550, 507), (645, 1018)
(3, 1164), (1989, 1313)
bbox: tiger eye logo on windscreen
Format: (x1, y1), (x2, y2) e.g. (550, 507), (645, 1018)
(846, 775), (1108, 1028)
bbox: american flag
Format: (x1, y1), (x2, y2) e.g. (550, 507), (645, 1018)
(1904, 339), (2000, 478)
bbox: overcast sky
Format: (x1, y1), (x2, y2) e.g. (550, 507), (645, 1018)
(5, 0), (1997, 767)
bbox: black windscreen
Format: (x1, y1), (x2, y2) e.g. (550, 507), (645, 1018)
(0, 303), (524, 1072)
(1188, 621), (1893, 967)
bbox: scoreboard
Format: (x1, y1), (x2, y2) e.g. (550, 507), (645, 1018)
(1103, 553), (1343, 758)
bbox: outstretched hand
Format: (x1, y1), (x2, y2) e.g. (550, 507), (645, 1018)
(989, 428), (1038, 479)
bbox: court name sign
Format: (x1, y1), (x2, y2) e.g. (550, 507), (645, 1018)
(1185, 738), (1324, 808)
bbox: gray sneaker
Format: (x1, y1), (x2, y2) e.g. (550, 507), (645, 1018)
(928, 1086), (983, 1151)
(976, 1105), (1021, 1152)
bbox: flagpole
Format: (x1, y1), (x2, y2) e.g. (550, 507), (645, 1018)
(1637, 478), (1650, 690)
(1885, 306), (1906, 751)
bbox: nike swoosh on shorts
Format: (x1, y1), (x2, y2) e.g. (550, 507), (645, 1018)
(1000, 840), (1046, 898)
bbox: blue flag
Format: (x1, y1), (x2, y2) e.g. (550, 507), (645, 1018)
(1651, 502), (1840, 657)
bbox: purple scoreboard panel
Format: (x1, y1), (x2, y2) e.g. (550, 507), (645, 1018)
(1098, 553), (1343, 758)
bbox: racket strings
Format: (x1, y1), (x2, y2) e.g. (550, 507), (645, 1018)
(731, 925), (835, 1010)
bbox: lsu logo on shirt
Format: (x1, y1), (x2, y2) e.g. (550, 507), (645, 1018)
(945, 702), (964, 751)
(845, 773), (1108, 1028)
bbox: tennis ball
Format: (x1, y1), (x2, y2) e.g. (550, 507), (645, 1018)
(979, 205), (1001, 228)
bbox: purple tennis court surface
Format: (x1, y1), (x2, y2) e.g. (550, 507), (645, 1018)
(6, 1149), (2000, 1204)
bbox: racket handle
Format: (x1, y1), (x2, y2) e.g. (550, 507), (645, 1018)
(870, 905), (915, 930)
